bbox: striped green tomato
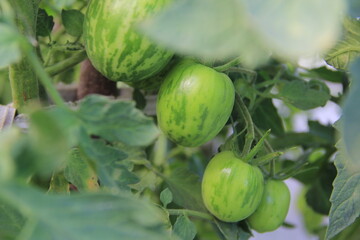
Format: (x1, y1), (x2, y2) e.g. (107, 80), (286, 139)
(157, 60), (235, 147)
(202, 151), (264, 222)
(247, 180), (291, 233)
(84, 0), (173, 82)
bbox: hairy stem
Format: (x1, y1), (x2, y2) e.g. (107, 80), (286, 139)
(46, 50), (87, 77)
(167, 209), (213, 221)
(235, 93), (255, 159)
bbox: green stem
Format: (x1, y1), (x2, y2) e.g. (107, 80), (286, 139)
(235, 93), (254, 159)
(254, 126), (276, 176)
(9, 0), (40, 110)
(21, 40), (68, 109)
(167, 209), (213, 221)
(227, 67), (257, 80)
(243, 129), (271, 162)
(46, 50), (87, 77)
(252, 151), (283, 166)
(213, 57), (241, 72)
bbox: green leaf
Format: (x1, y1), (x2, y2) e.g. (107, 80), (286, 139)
(331, 218), (360, 240)
(325, 18), (360, 70)
(301, 66), (347, 83)
(79, 132), (139, 191)
(0, 22), (21, 68)
(348, 0), (360, 18)
(173, 215), (197, 240)
(308, 121), (336, 146)
(64, 148), (99, 191)
(278, 79), (331, 110)
(326, 139), (360, 239)
(28, 110), (69, 177)
(270, 132), (332, 150)
(160, 188), (173, 208)
(0, 128), (19, 181)
(164, 168), (207, 212)
(36, 8), (54, 37)
(252, 99), (284, 136)
(0, 201), (24, 240)
(61, 9), (84, 37)
(77, 95), (159, 146)
(48, 172), (70, 194)
(0, 182), (170, 240)
(297, 187), (324, 234)
(342, 59), (360, 170)
(141, 0), (344, 67)
(214, 219), (252, 240)
(305, 163), (336, 215)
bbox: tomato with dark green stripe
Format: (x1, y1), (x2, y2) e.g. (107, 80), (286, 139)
(157, 60), (235, 147)
(247, 180), (291, 232)
(202, 151), (264, 222)
(84, 0), (173, 83)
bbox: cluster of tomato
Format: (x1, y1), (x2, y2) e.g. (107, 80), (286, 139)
(84, 0), (290, 233)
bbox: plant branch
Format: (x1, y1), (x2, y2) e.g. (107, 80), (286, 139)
(46, 50), (87, 77)
(235, 93), (255, 159)
(21, 40), (68, 109)
(167, 209), (213, 221)
(213, 57), (241, 72)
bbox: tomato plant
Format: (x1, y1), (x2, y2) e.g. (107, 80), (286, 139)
(0, 0), (359, 240)
(247, 180), (291, 233)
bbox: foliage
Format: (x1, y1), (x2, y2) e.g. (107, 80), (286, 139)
(0, 0), (359, 239)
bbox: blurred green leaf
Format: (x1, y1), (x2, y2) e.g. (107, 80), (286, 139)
(301, 66), (346, 83)
(278, 79), (331, 110)
(342, 59), (360, 170)
(214, 219), (252, 240)
(173, 215), (197, 240)
(331, 218), (360, 240)
(0, 182), (170, 240)
(76, 95), (159, 146)
(309, 121), (336, 145)
(48, 172), (70, 193)
(297, 187), (324, 234)
(306, 163), (336, 215)
(252, 99), (284, 136)
(36, 8), (54, 37)
(160, 188), (173, 208)
(61, 9), (84, 37)
(0, 22), (21, 68)
(28, 110), (69, 177)
(141, 0), (344, 67)
(270, 132), (332, 150)
(326, 138), (360, 239)
(0, 201), (24, 240)
(348, 0), (360, 18)
(326, 18), (360, 70)
(164, 168), (207, 212)
(64, 148), (99, 192)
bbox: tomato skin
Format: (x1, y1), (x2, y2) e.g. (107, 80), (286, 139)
(247, 180), (291, 233)
(201, 151), (264, 222)
(156, 60), (235, 147)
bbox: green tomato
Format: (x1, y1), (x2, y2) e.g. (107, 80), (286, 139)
(157, 60), (235, 147)
(201, 151), (264, 222)
(84, 0), (173, 83)
(247, 180), (291, 233)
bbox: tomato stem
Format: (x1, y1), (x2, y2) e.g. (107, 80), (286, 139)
(252, 151), (283, 166)
(167, 209), (213, 221)
(213, 57), (241, 72)
(21, 39), (68, 110)
(45, 50), (87, 77)
(243, 129), (271, 163)
(235, 93), (255, 159)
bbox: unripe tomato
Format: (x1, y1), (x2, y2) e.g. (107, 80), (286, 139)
(84, 0), (173, 83)
(247, 180), (291, 233)
(201, 151), (264, 222)
(157, 60), (235, 147)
